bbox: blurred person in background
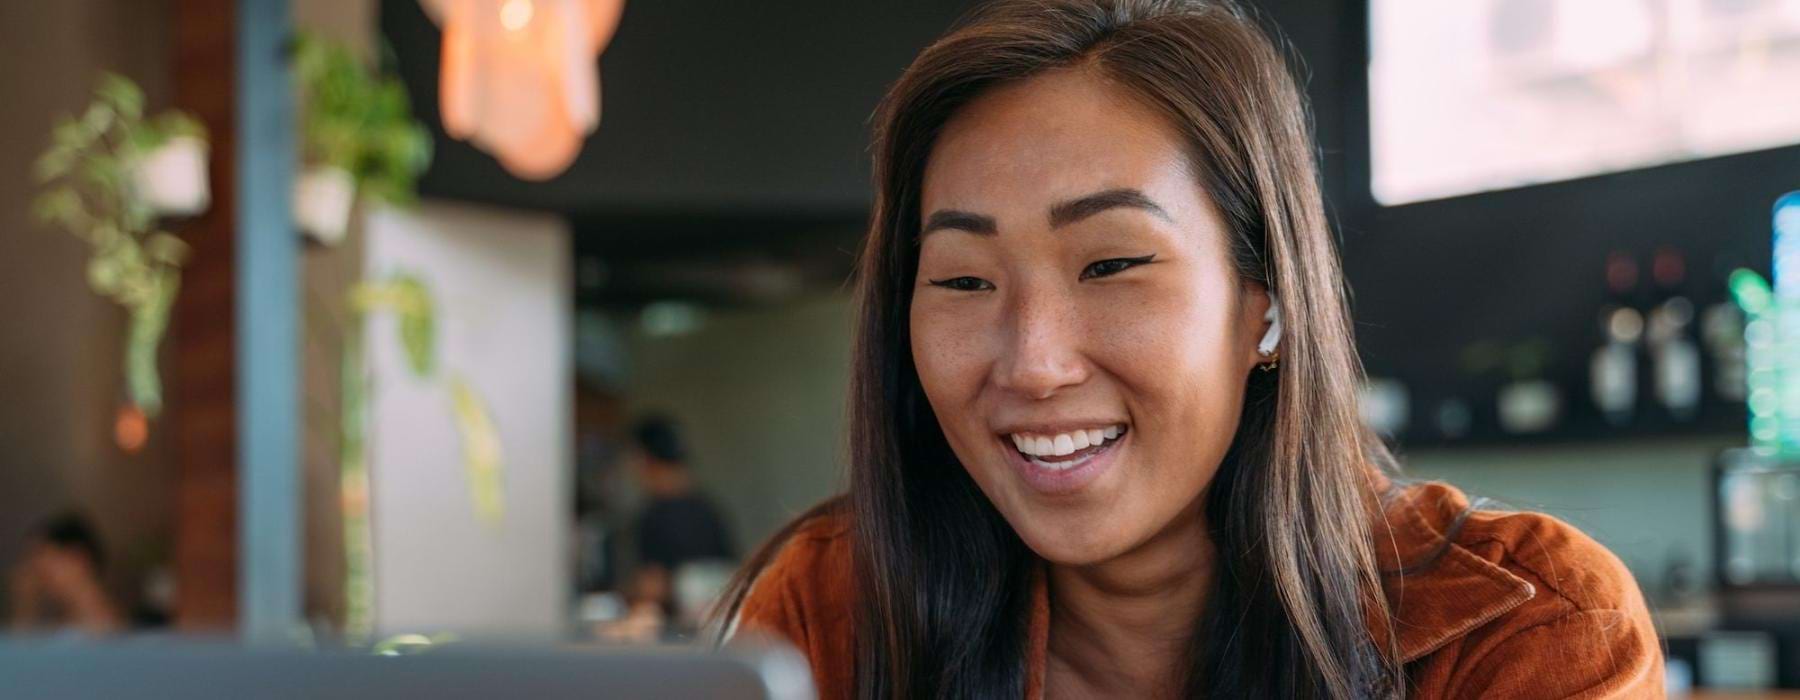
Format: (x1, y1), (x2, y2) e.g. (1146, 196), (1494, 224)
(713, 0), (1662, 697)
(618, 415), (735, 640)
(7, 512), (122, 636)
(572, 379), (626, 611)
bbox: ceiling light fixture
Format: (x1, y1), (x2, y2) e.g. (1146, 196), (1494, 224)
(420, 0), (626, 180)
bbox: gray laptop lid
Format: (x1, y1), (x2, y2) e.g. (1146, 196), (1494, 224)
(0, 640), (815, 700)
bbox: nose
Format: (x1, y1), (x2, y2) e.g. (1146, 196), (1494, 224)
(992, 283), (1089, 400)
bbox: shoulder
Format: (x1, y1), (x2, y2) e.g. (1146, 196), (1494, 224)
(1382, 481), (1663, 696)
(1456, 501), (1642, 616)
(749, 512), (853, 596)
(1391, 481), (1644, 612)
(732, 512), (856, 699)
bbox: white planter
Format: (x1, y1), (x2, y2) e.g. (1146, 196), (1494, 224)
(131, 136), (210, 217)
(294, 165), (356, 245)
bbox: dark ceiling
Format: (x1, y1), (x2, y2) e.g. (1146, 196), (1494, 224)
(379, 0), (980, 307)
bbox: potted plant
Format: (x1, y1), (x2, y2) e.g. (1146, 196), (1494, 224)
(291, 33), (433, 245)
(34, 73), (208, 418)
(132, 130), (210, 217)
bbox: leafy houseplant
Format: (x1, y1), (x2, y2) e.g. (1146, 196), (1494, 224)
(34, 74), (208, 417)
(291, 33), (433, 244)
(338, 272), (436, 641)
(290, 34), (433, 639)
(339, 272), (506, 640)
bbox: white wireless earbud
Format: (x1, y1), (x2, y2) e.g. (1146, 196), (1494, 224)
(1258, 292), (1282, 357)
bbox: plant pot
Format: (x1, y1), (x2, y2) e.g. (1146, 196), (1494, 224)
(131, 136), (210, 217)
(294, 165), (356, 245)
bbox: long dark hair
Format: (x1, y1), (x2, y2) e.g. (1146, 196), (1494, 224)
(716, 1), (1402, 696)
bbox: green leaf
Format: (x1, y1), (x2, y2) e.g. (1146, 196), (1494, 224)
(397, 299), (435, 379)
(124, 288), (173, 417)
(127, 123), (165, 153)
(33, 189), (80, 226)
(79, 156), (123, 195)
(35, 146), (74, 182)
(293, 32), (428, 205)
(143, 232), (190, 266)
(97, 72), (145, 120)
(449, 375), (505, 528)
(122, 197), (156, 234)
(51, 120), (89, 152)
(92, 224), (124, 248)
(80, 102), (115, 138)
(87, 255), (123, 294)
(162, 112), (207, 141)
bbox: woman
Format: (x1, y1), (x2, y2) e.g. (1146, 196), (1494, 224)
(718, 1), (1662, 697)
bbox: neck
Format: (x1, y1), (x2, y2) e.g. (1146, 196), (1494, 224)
(1045, 508), (1215, 698)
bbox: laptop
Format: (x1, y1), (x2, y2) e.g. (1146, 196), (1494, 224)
(0, 638), (814, 699)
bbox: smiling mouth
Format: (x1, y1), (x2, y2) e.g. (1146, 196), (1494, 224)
(1005, 424), (1129, 471)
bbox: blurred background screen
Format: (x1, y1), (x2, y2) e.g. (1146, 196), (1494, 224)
(1371, 0), (1800, 205)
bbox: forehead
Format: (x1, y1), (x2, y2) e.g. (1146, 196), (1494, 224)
(921, 67), (1196, 215)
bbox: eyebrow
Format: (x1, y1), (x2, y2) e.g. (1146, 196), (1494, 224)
(920, 210), (998, 237)
(1047, 188), (1172, 228)
(919, 187), (1171, 238)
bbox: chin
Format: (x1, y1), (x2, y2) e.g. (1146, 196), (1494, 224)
(1008, 512), (1131, 567)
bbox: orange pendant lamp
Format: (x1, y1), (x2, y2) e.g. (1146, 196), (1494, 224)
(420, 0), (625, 180)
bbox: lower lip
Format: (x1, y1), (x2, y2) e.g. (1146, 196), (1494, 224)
(1002, 432), (1126, 496)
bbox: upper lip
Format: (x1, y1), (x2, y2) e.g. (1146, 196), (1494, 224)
(993, 420), (1127, 436)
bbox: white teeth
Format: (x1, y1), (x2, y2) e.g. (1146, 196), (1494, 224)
(1008, 425), (1127, 458)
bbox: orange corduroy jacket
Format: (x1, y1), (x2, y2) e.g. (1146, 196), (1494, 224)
(736, 480), (1664, 698)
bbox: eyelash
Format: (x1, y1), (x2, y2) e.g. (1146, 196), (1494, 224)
(926, 255), (1157, 291)
(927, 276), (993, 292)
(1080, 254), (1156, 280)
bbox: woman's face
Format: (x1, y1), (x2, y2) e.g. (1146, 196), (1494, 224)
(910, 68), (1270, 566)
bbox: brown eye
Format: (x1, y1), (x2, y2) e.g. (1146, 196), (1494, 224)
(1080, 255), (1156, 280)
(928, 276), (994, 292)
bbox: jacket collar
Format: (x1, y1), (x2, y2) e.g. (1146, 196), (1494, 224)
(1372, 480), (1537, 663)
(1021, 480), (1536, 697)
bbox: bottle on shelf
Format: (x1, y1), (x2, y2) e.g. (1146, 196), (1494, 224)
(1702, 299), (1748, 403)
(1499, 338), (1558, 434)
(1648, 246), (1702, 422)
(1591, 251), (1642, 426)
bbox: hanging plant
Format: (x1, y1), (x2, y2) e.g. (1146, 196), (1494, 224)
(340, 271), (507, 639)
(291, 33), (433, 244)
(33, 73), (208, 418)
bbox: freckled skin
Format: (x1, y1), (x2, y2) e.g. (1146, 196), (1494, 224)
(909, 68), (1271, 567)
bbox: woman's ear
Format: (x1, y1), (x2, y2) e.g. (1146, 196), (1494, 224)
(1241, 286), (1280, 373)
(1258, 291), (1282, 357)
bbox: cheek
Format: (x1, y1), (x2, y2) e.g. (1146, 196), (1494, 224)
(909, 301), (991, 416)
(1092, 277), (1247, 457)
(1093, 279), (1243, 391)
